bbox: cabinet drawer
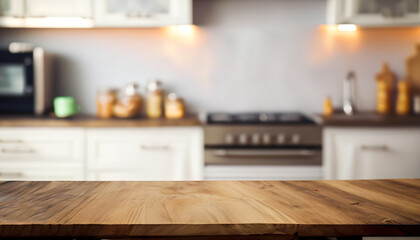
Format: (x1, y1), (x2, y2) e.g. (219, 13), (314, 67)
(87, 128), (189, 164)
(93, 139), (187, 163)
(0, 168), (84, 181)
(324, 128), (420, 180)
(0, 128), (85, 164)
(86, 127), (203, 181)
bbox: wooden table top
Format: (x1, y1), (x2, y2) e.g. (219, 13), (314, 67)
(0, 179), (419, 238)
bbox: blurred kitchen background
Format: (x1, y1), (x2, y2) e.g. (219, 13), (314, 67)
(1, 0), (419, 113)
(0, 0), (419, 181)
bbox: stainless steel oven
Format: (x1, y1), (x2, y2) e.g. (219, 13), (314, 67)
(204, 113), (322, 180)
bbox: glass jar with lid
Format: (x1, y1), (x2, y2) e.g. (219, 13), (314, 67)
(113, 83), (143, 118)
(165, 93), (185, 119)
(97, 88), (117, 119)
(146, 79), (164, 118)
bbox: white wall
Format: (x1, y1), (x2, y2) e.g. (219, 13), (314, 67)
(1, 0), (419, 115)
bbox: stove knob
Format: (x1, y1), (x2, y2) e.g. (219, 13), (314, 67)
(238, 133), (248, 145)
(277, 134), (286, 144)
(251, 133), (261, 145)
(262, 133), (271, 145)
(225, 133), (235, 144)
(291, 134), (301, 144)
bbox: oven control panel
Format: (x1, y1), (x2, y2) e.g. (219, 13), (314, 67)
(205, 125), (321, 146)
(224, 133), (300, 145)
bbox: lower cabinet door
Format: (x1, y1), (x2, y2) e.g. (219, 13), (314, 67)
(324, 128), (420, 180)
(86, 127), (203, 181)
(0, 127), (86, 180)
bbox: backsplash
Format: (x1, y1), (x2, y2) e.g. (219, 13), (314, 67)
(1, 0), (419, 115)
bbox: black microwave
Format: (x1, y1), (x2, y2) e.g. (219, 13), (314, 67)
(0, 43), (53, 115)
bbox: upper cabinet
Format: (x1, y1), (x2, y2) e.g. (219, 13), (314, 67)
(0, 0), (192, 28)
(24, 0), (92, 18)
(327, 0), (420, 27)
(94, 0), (192, 27)
(0, 0), (93, 28)
(0, 0), (23, 17)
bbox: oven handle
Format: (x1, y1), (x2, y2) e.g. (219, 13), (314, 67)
(212, 149), (319, 157)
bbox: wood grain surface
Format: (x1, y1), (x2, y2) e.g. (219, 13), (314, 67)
(313, 112), (420, 127)
(0, 179), (419, 238)
(0, 115), (202, 127)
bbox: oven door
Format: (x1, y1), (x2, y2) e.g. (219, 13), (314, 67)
(0, 50), (35, 113)
(204, 148), (322, 180)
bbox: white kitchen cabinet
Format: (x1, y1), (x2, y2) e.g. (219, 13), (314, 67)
(86, 127), (203, 181)
(0, 0), (24, 27)
(327, 0), (420, 27)
(0, 0), (23, 17)
(323, 127), (420, 180)
(0, 128), (85, 180)
(24, 0), (92, 18)
(0, 0), (93, 28)
(93, 0), (192, 27)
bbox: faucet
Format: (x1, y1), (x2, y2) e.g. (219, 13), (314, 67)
(343, 71), (357, 115)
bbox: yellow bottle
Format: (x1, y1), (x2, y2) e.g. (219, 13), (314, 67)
(375, 63), (394, 114)
(324, 96), (333, 116)
(376, 80), (390, 114)
(396, 80), (410, 115)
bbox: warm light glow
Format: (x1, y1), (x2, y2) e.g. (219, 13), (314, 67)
(164, 24), (198, 45)
(337, 24), (357, 32)
(167, 25), (196, 36)
(309, 25), (362, 66)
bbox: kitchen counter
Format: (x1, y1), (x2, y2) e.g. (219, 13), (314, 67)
(0, 115), (202, 127)
(0, 179), (419, 239)
(313, 112), (420, 127)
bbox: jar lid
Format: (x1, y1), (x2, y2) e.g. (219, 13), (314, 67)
(124, 83), (139, 96)
(167, 92), (182, 101)
(147, 79), (162, 91)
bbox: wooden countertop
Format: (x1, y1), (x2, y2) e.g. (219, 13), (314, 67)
(0, 179), (419, 238)
(0, 115), (202, 127)
(313, 112), (420, 127)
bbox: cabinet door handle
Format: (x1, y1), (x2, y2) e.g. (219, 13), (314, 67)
(0, 172), (23, 178)
(360, 145), (389, 151)
(140, 145), (170, 151)
(0, 139), (23, 143)
(1, 148), (34, 154)
(126, 13), (152, 19)
(213, 149), (318, 157)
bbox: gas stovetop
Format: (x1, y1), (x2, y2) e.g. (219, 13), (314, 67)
(206, 112), (315, 125)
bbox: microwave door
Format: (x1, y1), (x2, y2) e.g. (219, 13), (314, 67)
(0, 64), (26, 96)
(0, 51), (35, 114)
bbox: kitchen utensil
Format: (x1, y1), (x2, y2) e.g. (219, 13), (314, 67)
(54, 96), (80, 118)
(406, 44), (420, 95)
(343, 71), (357, 115)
